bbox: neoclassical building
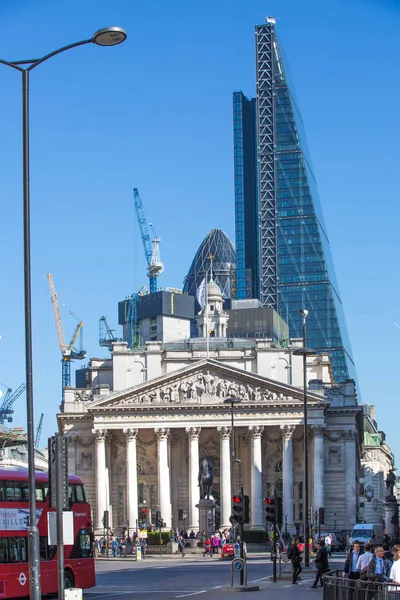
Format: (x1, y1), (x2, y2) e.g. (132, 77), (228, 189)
(58, 283), (362, 535)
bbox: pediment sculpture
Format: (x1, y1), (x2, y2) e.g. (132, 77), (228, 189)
(103, 369), (297, 407)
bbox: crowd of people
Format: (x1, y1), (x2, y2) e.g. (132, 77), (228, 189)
(288, 534), (400, 590)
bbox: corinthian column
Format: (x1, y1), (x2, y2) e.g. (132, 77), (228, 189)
(93, 429), (107, 529)
(249, 426), (264, 529)
(312, 425), (325, 514)
(281, 425), (295, 528)
(124, 428), (139, 531)
(218, 426), (231, 528)
(186, 427), (201, 530)
(155, 428), (171, 529)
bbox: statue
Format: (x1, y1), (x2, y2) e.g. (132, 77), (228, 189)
(385, 469), (397, 502)
(198, 457), (214, 500)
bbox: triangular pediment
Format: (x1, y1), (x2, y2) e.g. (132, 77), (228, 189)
(87, 359), (327, 411)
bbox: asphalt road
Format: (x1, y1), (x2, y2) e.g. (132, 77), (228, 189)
(83, 553), (346, 600)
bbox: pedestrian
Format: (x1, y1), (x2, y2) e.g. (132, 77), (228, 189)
(178, 535), (185, 558)
(325, 533), (332, 556)
(111, 537), (119, 558)
(288, 537), (302, 585)
(92, 538), (99, 558)
(212, 533), (220, 554)
(312, 540), (329, 588)
(389, 545), (400, 593)
(357, 543), (374, 579)
(343, 539), (362, 600)
(366, 546), (392, 582)
(202, 537), (212, 557)
(140, 536), (147, 559)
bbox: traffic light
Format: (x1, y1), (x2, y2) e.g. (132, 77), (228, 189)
(141, 507), (147, 523)
(318, 507), (325, 525)
(277, 497), (283, 526)
(265, 497), (276, 524)
(244, 495), (250, 524)
(102, 510), (109, 529)
(155, 510), (163, 528)
(231, 494), (244, 524)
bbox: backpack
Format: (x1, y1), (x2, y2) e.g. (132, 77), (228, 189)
(287, 546), (293, 560)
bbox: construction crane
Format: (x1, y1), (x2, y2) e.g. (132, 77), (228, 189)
(46, 274), (86, 395)
(133, 188), (164, 294)
(99, 316), (120, 351)
(0, 383), (25, 424)
(34, 413), (44, 448)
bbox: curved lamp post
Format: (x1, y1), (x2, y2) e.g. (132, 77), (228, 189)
(0, 26), (127, 600)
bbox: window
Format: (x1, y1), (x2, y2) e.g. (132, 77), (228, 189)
(68, 484), (87, 506)
(79, 529), (92, 558)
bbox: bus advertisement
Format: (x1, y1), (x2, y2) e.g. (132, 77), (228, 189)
(0, 467), (95, 598)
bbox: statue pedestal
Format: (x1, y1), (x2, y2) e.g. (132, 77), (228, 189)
(197, 499), (216, 537)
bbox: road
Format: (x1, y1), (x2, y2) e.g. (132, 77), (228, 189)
(83, 553), (346, 600)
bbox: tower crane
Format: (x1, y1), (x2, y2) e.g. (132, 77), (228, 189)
(46, 274), (86, 396)
(133, 188), (164, 294)
(0, 383), (25, 424)
(34, 413), (44, 448)
(99, 316), (120, 351)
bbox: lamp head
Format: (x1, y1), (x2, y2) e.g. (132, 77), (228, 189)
(300, 309), (308, 319)
(92, 26), (127, 46)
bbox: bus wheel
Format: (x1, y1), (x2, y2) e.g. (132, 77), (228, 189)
(64, 570), (75, 589)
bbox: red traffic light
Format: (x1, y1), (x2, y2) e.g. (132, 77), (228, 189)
(232, 495), (241, 504)
(141, 508), (147, 515)
(264, 497), (273, 504)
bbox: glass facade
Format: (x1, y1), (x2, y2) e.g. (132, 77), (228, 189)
(233, 23), (356, 382)
(183, 229), (236, 308)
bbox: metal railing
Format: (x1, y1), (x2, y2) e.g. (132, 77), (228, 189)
(324, 570), (400, 600)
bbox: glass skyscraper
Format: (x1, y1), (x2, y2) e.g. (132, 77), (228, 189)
(234, 22), (355, 382)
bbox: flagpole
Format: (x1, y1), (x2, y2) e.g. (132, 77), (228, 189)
(205, 267), (209, 359)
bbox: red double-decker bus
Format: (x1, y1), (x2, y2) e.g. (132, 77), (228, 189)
(0, 467), (95, 598)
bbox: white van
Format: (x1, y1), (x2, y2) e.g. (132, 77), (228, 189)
(350, 524), (383, 547)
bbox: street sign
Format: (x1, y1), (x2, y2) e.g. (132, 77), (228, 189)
(233, 542), (241, 558)
(48, 435), (68, 509)
(47, 511), (74, 545)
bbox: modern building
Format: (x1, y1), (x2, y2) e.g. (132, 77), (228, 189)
(183, 229), (236, 305)
(233, 21), (356, 383)
(224, 299), (289, 345)
(60, 279), (361, 536)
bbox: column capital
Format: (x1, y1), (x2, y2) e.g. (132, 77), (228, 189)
(280, 424), (296, 439)
(155, 427), (170, 440)
(123, 428), (139, 441)
(218, 426), (231, 440)
(92, 428), (107, 441)
(311, 425), (326, 438)
(185, 427), (201, 440)
(249, 425), (264, 439)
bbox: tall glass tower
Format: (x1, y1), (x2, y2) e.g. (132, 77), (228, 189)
(234, 21), (355, 382)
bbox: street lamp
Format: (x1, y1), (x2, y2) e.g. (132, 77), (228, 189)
(0, 27), (127, 600)
(223, 398), (241, 523)
(293, 309), (317, 568)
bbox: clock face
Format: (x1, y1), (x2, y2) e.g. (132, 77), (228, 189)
(366, 487), (374, 500)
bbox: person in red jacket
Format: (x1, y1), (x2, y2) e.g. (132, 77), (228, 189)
(203, 537), (212, 557)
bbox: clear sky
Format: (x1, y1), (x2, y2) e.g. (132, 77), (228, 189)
(0, 0), (399, 459)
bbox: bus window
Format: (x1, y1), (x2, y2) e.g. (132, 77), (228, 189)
(0, 539), (7, 562)
(75, 485), (86, 503)
(35, 484), (45, 502)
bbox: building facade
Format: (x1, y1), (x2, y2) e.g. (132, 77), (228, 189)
(233, 21), (355, 383)
(59, 283), (361, 536)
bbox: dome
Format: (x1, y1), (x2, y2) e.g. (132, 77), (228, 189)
(207, 279), (222, 298)
(183, 229), (236, 303)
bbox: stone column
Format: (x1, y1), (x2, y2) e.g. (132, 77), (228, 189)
(124, 428), (139, 531)
(93, 429), (107, 529)
(156, 428), (171, 529)
(344, 430), (357, 529)
(218, 426), (231, 528)
(249, 426), (264, 529)
(281, 425), (295, 529)
(186, 427), (201, 530)
(240, 433), (252, 500)
(312, 425), (325, 514)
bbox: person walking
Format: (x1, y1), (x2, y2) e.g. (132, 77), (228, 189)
(357, 543), (374, 579)
(111, 537), (119, 558)
(366, 547), (392, 582)
(178, 535), (186, 558)
(343, 540), (363, 600)
(389, 545), (400, 593)
(312, 540), (329, 588)
(325, 533), (332, 556)
(202, 537), (212, 557)
(288, 538), (302, 585)
(212, 534), (220, 555)
(140, 536), (147, 559)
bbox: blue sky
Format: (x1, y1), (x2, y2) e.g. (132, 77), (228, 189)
(0, 0), (399, 459)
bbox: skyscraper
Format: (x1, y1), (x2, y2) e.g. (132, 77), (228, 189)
(234, 21), (355, 382)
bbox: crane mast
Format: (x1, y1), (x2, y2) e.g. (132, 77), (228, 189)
(34, 413), (44, 448)
(133, 187), (164, 294)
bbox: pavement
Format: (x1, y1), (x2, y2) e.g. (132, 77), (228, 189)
(84, 552), (346, 599)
